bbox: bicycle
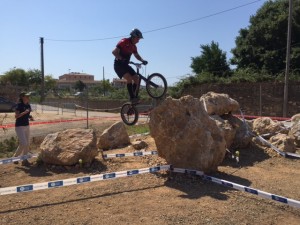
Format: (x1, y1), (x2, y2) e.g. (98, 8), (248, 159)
(120, 61), (167, 126)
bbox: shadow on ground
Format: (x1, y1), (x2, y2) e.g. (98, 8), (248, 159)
(162, 170), (251, 201)
(222, 143), (271, 168)
(16, 158), (108, 177)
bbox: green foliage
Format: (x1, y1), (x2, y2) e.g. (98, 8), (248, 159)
(289, 69), (300, 82)
(27, 69), (42, 86)
(168, 0), (300, 98)
(90, 79), (114, 97)
(168, 68), (297, 98)
(74, 80), (86, 91)
(107, 86), (151, 101)
(0, 137), (18, 158)
(0, 68), (28, 86)
(0, 68), (57, 98)
(45, 75), (57, 91)
(231, 0), (300, 75)
(229, 68), (275, 83)
(191, 41), (231, 77)
(126, 123), (149, 136)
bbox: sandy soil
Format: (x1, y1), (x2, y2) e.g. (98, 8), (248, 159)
(0, 112), (300, 225)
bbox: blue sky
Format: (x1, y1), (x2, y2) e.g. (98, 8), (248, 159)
(0, 0), (266, 86)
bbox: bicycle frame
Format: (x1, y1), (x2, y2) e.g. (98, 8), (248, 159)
(121, 62), (167, 125)
(130, 62), (159, 97)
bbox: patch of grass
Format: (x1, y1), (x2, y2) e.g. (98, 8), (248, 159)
(0, 137), (18, 158)
(126, 123), (150, 136)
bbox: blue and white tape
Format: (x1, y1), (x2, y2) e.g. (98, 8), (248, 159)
(0, 165), (170, 195)
(1, 163), (300, 209)
(103, 150), (157, 159)
(256, 135), (300, 159)
(0, 130), (151, 165)
(0, 154), (38, 165)
(171, 167), (300, 209)
(0, 151), (158, 165)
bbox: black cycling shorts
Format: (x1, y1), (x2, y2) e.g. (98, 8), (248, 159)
(114, 60), (136, 79)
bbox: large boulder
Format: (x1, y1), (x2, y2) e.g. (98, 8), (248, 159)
(211, 115), (236, 148)
(269, 133), (296, 153)
(149, 95), (226, 173)
(40, 128), (98, 165)
(219, 114), (252, 149)
(291, 113), (300, 125)
(203, 115), (252, 150)
(200, 92), (240, 116)
(98, 121), (130, 150)
(289, 122), (300, 147)
(252, 117), (287, 136)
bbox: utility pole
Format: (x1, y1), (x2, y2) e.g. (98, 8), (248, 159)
(40, 37), (45, 102)
(103, 66), (105, 96)
(283, 0), (292, 117)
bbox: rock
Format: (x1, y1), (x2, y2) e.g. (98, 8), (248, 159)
(269, 133), (296, 153)
(223, 114), (252, 149)
(132, 140), (148, 150)
(98, 121), (130, 150)
(40, 128), (98, 166)
(149, 95), (226, 173)
(291, 114), (300, 126)
(200, 92), (240, 116)
(289, 122), (300, 147)
(211, 115), (236, 148)
(252, 117), (287, 136)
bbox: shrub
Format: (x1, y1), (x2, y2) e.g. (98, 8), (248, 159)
(0, 137), (18, 158)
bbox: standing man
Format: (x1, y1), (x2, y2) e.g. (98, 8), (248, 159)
(13, 92), (34, 166)
(112, 28), (148, 103)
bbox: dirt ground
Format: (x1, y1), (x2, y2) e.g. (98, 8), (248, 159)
(0, 112), (300, 225)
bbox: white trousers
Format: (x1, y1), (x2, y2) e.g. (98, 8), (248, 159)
(14, 126), (30, 157)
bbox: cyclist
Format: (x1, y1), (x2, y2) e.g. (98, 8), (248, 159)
(112, 28), (148, 103)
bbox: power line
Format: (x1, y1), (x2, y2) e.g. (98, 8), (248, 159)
(45, 0), (263, 42)
(144, 0), (263, 34)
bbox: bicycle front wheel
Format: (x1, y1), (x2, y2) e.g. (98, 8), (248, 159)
(146, 73), (167, 99)
(120, 103), (139, 126)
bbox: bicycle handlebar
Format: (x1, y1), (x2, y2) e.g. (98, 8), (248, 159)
(129, 61), (143, 66)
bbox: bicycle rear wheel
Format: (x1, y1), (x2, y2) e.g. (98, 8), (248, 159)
(120, 103), (139, 126)
(146, 73), (167, 99)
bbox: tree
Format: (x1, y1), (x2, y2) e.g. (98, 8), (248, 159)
(231, 0), (300, 75)
(0, 68), (28, 86)
(74, 80), (86, 91)
(91, 79), (113, 96)
(27, 69), (42, 89)
(45, 75), (57, 91)
(191, 41), (231, 77)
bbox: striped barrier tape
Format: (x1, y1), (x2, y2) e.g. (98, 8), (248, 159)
(256, 135), (300, 159)
(0, 154), (38, 165)
(103, 150), (157, 159)
(0, 150), (157, 165)
(1, 164), (300, 209)
(171, 167), (300, 209)
(0, 132), (151, 165)
(0, 165), (170, 196)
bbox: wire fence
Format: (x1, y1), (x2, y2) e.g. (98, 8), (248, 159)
(0, 100), (153, 142)
(0, 102), (126, 142)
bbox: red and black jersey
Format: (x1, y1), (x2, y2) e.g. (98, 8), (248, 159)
(116, 38), (137, 62)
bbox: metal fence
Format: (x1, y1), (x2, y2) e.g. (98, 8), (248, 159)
(0, 101), (152, 142)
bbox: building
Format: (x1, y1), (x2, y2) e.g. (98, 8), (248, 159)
(112, 78), (127, 88)
(56, 72), (101, 89)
